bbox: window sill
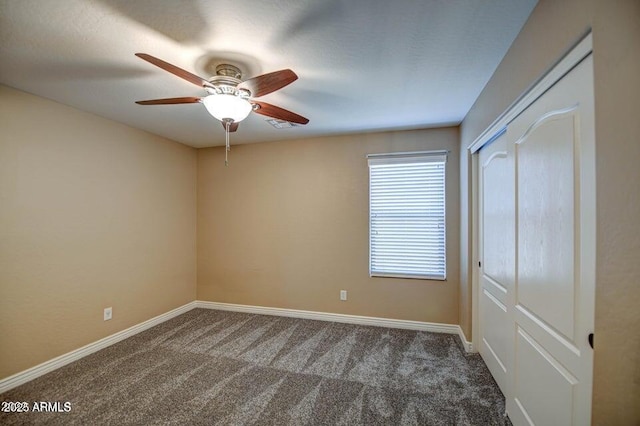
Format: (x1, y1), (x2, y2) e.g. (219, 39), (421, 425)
(370, 273), (446, 281)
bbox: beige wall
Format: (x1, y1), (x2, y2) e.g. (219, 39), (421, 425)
(198, 128), (460, 324)
(591, 1), (640, 421)
(0, 85), (197, 379)
(460, 0), (640, 422)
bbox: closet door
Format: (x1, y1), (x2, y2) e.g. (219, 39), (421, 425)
(506, 55), (595, 426)
(478, 131), (515, 395)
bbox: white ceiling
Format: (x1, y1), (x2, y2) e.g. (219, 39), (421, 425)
(0, 0), (537, 148)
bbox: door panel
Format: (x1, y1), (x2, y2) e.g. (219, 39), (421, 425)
(506, 55), (595, 426)
(513, 327), (577, 426)
(484, 274), (507, 304)
(478, 134), (515, 395)
(483, 150), (514, 290)
(482, 289), (509, 375)
(516, 110), (576, 340)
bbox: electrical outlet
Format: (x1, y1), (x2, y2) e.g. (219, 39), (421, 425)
(340, 290), (347, 301)
(103, 307), (112, 321)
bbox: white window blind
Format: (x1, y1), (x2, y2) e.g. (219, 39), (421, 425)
(368, 152), (446, 280)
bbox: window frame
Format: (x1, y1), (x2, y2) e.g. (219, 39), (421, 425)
(367, 151), (447, 281)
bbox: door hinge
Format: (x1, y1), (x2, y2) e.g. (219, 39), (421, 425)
(479, 261), (482, 268)
(588, 333), (594, 349)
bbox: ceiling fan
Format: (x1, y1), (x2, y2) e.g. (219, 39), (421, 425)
(134, 53), (309, 163)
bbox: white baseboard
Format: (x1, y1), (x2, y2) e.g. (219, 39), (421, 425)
(196, 301), (473, 352)
(457, 328), (474, 353)
(0, 301), (197, 394)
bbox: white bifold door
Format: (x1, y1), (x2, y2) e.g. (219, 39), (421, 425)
(478, 54), (595, 425)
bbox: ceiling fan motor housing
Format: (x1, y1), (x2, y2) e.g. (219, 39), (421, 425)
(215, 64), (242, 79)
(204, 64), (251, 99)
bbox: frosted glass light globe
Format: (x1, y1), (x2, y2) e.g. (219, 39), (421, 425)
(202, 94), (252, 122)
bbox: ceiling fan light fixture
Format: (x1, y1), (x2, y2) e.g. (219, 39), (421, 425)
(202, 94), (252, 123)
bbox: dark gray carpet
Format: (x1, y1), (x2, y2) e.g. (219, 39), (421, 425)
(1, 308), (507, 425)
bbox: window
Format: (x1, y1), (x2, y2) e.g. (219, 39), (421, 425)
(368, 152), (447, 280)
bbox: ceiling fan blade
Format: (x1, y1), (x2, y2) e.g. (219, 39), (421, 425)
(135, 53), (212, 88)
(221, 121), (239, 132)
(238, 69), (298, 98)
(136, 97), (201, 105)
(252, 101), (309, 125)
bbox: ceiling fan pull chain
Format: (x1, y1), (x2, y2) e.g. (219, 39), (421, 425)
(225, 120), (230, 166)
